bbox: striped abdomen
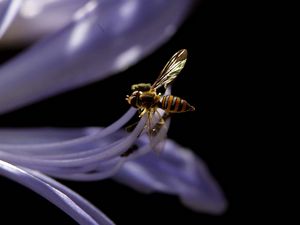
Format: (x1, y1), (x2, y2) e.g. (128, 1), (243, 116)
(160, 95), (195, 113)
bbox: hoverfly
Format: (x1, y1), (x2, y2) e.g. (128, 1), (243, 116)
(126, 49), (195, 139)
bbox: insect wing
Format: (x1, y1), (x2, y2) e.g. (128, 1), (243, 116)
(151, 49), (187, 90)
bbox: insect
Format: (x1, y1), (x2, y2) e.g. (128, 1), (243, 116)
(126, 49), (195, 138)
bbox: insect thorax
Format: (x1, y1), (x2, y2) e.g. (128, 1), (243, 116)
(139, 91), (160, 109)
(127, 88), (160, 109)
(131, 83), (151, 92)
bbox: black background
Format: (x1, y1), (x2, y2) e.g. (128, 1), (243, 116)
(0, 1), (252, 224)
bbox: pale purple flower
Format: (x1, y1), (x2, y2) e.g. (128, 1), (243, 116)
(0, 0), (227, 224)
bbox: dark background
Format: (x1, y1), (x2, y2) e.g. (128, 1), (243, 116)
(0, 1), (252, 224)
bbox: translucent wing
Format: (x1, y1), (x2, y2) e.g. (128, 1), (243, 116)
(151, 49), (187, 90)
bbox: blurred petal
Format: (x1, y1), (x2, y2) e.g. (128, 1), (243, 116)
(0, 118), (226, 215)
(0, 0), (22, 38)
(113, 140), (227, 215)
(0, 160), (115, 225)
(0, 0), (196, 114)
(0, 0), (88, 44)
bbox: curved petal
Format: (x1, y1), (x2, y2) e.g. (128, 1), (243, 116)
(0, 123), (226, 215)
(0, 160), (115, 225)
(0, 108), (145, 172)
(0, 108), (135, 151)
(0, 0), (88, 44)
(0, 0), (196, 114)
(0, 0), (22, 39)
(113, 140), (228, 215)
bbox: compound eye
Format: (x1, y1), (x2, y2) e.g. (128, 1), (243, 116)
(127, 91), (142, 108)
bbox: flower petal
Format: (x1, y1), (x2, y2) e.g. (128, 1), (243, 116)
(0, 159), (115, 225)
(0, 0), (87, 44)
(113, 140), (228, 215)
(0, 108), (144, 173)
(0, 0), (22, 39)
(0, 0), (196, 114)
(1, 125), (226, 214)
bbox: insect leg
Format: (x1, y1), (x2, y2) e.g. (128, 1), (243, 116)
(150, 109), (170, 153)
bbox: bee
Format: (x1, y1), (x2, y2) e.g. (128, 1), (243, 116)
(126, 49), (195, 137)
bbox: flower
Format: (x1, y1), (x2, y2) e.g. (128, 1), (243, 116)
(0, 0), (227, 224)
